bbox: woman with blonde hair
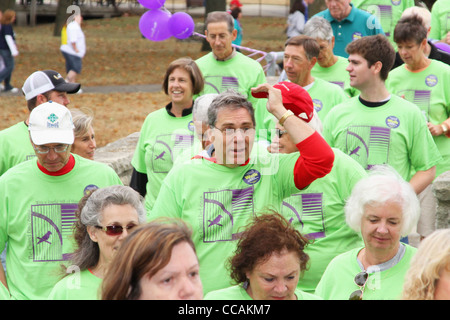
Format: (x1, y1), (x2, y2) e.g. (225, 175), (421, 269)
(70, 108), (96, 160)
(402, 229), (450, 300)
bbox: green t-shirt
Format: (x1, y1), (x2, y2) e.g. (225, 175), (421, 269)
(351, 0), (415, 48)
(150, 148), (302, 295)
(131, 106), (196, 212)
(47, 269), (102, 300)
(0, 154), (123, 300)
(281, 148), (366, 293)
(311, 56), (359, 98)
(195, 52), (270, 142)
(315, 245), (417, 300)
(387, 61), (450, 178)
(204, 284), (322, 300)
(429, 0), (450, 42)
(307, 77), (349, 123)
(0, 282), (10, 300)
(0, 121), (36, 177)
(323, 95), (442, 181)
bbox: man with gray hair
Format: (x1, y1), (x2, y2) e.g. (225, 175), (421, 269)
(303, 16), (358, 97)
(0, 101), (122, 300)
(283, 35), (348, 123)
(196, 11), (271, 144)
(151, 85), (334, 294)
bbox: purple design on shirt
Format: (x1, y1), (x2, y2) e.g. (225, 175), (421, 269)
(282, 193), (325, 239)
(346, 126), (391, 170)
(31, 203), (78, 262)
(152, 134), (194, 173)
(204, 76), (240, 93)
(330, 81), (345, 89)
(203, 187), (254, 243)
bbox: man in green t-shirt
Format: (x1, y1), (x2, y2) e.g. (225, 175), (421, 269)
(322, 35), (441, 242)
(151, 86), (334, 294)
(195, 11), (271, 144)
(0, 70), (80, 177)
(303, 16), (359, 98)
(283, 35), (349, 123)
(0, 102), (123, 300)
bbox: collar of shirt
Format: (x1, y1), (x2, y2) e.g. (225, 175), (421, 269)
(165, 102), (193, 117)
(212, 47), (237, 61)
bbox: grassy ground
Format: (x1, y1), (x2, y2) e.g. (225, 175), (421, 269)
(0, 14), (286, 147)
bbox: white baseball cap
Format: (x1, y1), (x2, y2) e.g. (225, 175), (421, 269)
(28, 101), (75, 145)
(22, 70), (81, 101)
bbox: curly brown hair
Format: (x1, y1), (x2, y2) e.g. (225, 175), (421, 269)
(228, 211), (310, 285)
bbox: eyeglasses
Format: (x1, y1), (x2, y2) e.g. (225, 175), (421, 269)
(95, 224), (138, 236)
(33, 144), (69, 154)
(349, 271), (368, 300)
(276, 129), (288, 138)
(212, 126), (255, 136)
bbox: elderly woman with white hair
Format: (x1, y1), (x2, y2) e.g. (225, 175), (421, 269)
(314, 165), (420, 300)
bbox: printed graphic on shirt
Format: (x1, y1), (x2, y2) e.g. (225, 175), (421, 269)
(363, 5), (393, 36)
(152, 133), (194, 173)
(30, 203), (78, 262)
(330, 81), (345, 89)
(396, 89), (431, 120)
(313, 99), (323, 112)
(345, 125), (391, 169)
(282, 193), (326, 239)
(203, 76), (240, 94)
(203, 187), (254, 243)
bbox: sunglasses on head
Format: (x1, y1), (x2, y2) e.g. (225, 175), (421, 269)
(349, 271), (368, 300)
(95, 224), (137, 236)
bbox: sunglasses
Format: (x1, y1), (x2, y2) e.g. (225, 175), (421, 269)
(95, 224), (137, 236)
(275, 129), (288, 138)
(349, 271), (368, 300)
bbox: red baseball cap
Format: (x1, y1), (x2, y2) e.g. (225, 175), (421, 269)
(230, 0), (243, 7)
(251, 81), (314, 123)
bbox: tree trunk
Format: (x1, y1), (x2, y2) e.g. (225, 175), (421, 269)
(201, 0), (226, 52)
(53, 0), (74, 37)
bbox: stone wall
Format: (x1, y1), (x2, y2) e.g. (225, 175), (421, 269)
(432, 171), (450, 229)
(95, 133), (450, 230)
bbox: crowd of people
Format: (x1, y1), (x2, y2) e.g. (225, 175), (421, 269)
(0, 0), (449, 301)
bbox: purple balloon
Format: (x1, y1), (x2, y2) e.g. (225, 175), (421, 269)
(168, 12), (195, 40)
(138, 0), (166, 10)
(139, 9), (172, 42)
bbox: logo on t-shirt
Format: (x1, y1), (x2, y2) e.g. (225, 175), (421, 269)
(391, 0), (401, 5)
(312, 99), (323, 112)
(352, 32), (363, 41)
(425, 75), (438, 87)
(386, 116), (400, 128)
(83, 184), (99, 196)
(243, 169), (261, 185)
(188, 121), (195, 132)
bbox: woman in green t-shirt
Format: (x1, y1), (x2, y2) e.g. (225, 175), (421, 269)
(205, 212), (322, 300)
(315, 166), (420, 300)
(48, 185), (147, 300)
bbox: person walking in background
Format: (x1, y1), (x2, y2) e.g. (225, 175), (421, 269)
(286, 0), (306, 39)
(0, 9), (19, 93)
(231, 7), (243, 48)
(60, 13), (85, 91)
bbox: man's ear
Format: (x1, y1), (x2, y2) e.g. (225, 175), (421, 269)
(231, 29), (237, 41)
(371, 60), (383, 75)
